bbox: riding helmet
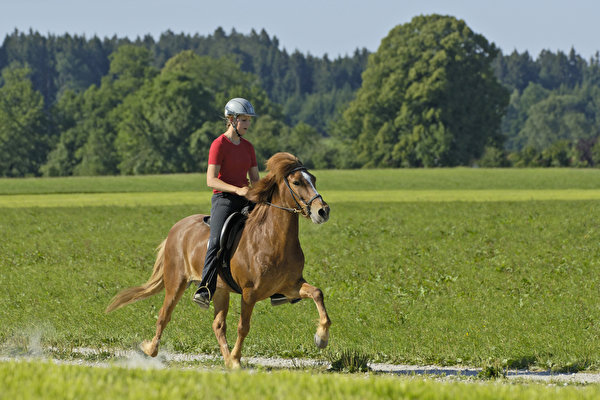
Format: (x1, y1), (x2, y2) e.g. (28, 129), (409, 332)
(224, 98), (257, 117)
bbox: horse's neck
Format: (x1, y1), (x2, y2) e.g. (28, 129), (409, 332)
(247, 203), (300, 244)
(244, 187), (303, 253)
(266, 205), (299, 238)
(274, 208), (299, 239)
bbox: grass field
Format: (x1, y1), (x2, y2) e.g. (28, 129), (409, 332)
(1, 168), (600, 194)
(3, 360), (600, 400)
(1, 168), (600, 397)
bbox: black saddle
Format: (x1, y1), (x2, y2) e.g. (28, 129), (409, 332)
(200, 204), (254, 294)
(200, 212), (246, 294)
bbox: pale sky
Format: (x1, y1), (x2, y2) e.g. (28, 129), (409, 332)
(2, 0), (599, 60)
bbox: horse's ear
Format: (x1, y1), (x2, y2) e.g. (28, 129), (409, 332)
(247, 173), (276, 203)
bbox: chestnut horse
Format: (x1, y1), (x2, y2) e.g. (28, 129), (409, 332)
(106, 152), (331, 368)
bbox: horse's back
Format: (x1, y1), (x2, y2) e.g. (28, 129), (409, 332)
(164, 214), (211, 282)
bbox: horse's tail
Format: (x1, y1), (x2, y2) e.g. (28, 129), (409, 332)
(105, 239), (167, 313)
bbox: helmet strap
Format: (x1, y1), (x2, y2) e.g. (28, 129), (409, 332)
(232, 115), (242, 138)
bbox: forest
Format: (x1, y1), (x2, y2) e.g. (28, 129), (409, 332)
(1, 14), (600, 176)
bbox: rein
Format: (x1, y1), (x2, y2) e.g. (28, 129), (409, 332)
(266, 166), (322, 217)
(265, 202), (304, 214)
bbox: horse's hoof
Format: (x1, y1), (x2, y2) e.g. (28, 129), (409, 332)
(314, 333), (328, 349)
(140, 340), (158, 357)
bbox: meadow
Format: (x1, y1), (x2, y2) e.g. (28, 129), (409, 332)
(4, 360), (600, 400)
(1, 168), (600, 397)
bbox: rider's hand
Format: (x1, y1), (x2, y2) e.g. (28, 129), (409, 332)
(236, 186), (249, 197)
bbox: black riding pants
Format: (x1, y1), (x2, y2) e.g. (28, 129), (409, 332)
(200, 192), (249, 296)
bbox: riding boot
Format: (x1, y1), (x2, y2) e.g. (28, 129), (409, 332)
(193, 256), (218, 309)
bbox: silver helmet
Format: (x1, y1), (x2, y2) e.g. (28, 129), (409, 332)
(224, 98), (257, 117)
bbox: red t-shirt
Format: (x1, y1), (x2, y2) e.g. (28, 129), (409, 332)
(208, 134), (257, 194)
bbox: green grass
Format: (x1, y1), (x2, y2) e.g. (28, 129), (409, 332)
(1, 169), (600, 375)
(1, 168), (599, 195)
(0, 173), (206, 195)
(3, 360), (600, 400)
(316, 168), (600, 191)
(2, 189), (600, 208)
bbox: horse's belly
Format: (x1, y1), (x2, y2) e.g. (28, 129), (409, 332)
(167, 214), (210, 282)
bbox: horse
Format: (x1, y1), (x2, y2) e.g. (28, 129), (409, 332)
(105, 152), (331, 368)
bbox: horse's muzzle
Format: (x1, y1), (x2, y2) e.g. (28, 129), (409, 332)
(310, 202), (330, 224)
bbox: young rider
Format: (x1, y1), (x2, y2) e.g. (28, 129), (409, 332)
(193, 98), (260, 309)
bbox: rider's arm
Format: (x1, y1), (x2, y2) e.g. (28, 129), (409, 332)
(206, 164), (248, 196)
(248, 166), (260, 186)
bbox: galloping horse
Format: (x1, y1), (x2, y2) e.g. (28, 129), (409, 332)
(106, 152), (331, 368)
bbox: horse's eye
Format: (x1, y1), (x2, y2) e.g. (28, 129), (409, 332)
(292, 181), (300, 186)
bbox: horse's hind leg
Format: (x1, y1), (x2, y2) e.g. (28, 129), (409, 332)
(297, 281), (331, 349)
(211, 289), (232, 366)
(141, 278), (187, 357)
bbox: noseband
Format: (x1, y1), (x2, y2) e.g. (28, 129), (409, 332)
(266, 166), (323, 216)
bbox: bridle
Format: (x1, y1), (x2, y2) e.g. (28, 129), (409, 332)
(266, 166), (323, 217)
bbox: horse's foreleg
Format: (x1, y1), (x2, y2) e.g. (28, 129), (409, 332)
(141, 280), (186, 357)
(229, 292), (256, 369)
(299, 281), (331, 349)
(212, 289), (231, 365)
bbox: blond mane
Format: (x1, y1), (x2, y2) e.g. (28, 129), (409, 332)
(247, 152), (303, 204)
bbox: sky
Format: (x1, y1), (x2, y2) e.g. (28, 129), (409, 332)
(2, 0), (599, 60)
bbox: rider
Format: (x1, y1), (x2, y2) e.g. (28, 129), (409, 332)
(193, 98), (260, 309)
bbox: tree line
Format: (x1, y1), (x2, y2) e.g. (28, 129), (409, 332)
(1, 15), (600, 177)
(492, 48), (600, 167)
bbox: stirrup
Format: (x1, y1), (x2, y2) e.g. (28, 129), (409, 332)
(192, 286), (211, 309)
(270, 294), (301, 306)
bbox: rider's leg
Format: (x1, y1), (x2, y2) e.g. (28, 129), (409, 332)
(193, 193), (245, 309)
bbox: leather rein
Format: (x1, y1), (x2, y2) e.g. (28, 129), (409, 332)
(266, 166), (322, 217)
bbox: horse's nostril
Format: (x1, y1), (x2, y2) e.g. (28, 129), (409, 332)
(318, 208), (328, 218)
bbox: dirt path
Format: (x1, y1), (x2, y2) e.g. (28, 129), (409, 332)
(2, 347), (600, 384)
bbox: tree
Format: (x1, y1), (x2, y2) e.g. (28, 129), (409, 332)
(0, 30), (57, 106)
(1, 30), (370, 171)
(503, 82), (550, 151)
(42, 45), (158, 176)
(477, 146), (510, 167)
(508, 146), (535, 167)
(518, 88), (599, 151)
(107, 44), (158, 94)
(40, 89), (86, 176)
(338, 14), (509, 167)
(280, 122), (321, 168)
(591, 139), (600, 167)
(492, 50), (539, 93)
(115, 52), (214, 174)
(54, 34), (111, 98)
(0, 64), (50, 176)
(541, 140), (571, 167)
(284, 85), (355, 133)
(74, 45), (159, 175)
(535, 49), (584, 90)
(250, 115), (289, 168)
(584, 52), (600, 87)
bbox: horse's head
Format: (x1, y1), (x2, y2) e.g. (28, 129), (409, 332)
(248, 152), (330, 224)
(284, 164), (330, 224)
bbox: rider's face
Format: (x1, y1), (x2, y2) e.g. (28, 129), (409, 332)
(235, 115), (252, 135)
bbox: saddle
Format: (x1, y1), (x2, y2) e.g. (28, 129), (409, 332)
(201, 204), (255, 294)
